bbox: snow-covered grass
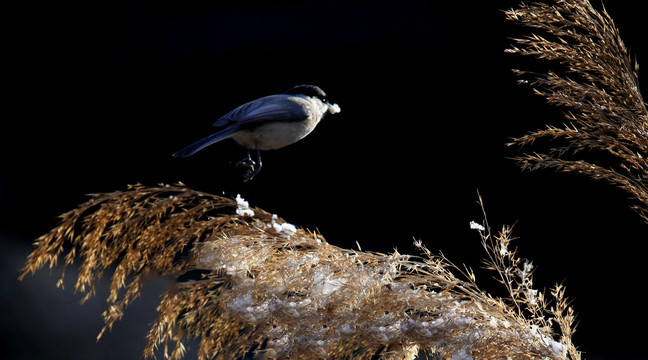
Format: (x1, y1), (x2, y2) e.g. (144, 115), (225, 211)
(19, 184), (580, 360)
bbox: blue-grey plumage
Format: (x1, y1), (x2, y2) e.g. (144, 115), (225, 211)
(173, 85), (341, 181)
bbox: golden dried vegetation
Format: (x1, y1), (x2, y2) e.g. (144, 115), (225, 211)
(19, 0), (647, 359)
(506, 0), (648, 223)
(20, 184), (578, 359)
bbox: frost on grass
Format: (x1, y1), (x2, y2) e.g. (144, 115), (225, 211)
(20, 184), (579, 360)
(469, 221), (485, 231)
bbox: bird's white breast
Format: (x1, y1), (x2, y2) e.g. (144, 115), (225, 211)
(232, 121), (313, 150)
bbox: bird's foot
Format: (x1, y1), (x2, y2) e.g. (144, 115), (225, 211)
(236, 157), (261, 182)
(242, 168), (261, 182)
(236, 156), (256, 169)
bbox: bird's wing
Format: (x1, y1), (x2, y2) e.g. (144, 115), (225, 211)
(212, 95), (311, 128)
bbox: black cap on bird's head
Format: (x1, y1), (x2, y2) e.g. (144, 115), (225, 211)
(284, 84), (328, 103)
(285, 84), (341, 115)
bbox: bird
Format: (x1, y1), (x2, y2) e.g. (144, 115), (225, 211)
(173, 84), (341, 182)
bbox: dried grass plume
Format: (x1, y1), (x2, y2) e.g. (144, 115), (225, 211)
(20, 184), (579, 360)
(505, 0), (648, 222)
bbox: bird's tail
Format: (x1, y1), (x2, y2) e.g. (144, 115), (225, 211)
(173, 128), (237, 157)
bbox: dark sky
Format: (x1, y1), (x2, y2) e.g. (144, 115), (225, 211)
(2, 1), (646, 359)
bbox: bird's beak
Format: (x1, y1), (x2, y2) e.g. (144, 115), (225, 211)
(328, 103), (341, 114)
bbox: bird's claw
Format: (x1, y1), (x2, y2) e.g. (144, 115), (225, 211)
(236, 157), (260, 182)
(236, 157), (256, 169)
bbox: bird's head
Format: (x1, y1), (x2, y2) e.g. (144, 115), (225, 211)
(285, 84), (341, 114)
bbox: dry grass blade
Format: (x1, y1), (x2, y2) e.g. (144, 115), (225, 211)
(505, 0), (648, 222)
(20, 184), (579, 359)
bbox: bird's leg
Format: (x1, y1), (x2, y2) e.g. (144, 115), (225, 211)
(254, 149), (262, 170)
(243, 149), (263, 182)
(236, 151), (255, 169)
(236, 149), (263, 182)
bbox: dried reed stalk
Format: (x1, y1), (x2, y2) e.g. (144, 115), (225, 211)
(505, 0), (648, 222)
(20, 184), (579, 359)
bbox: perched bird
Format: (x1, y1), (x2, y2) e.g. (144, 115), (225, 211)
(173, 84), (341, 181)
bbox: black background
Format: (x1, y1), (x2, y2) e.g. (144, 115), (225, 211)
(2, 1), (646, 359)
